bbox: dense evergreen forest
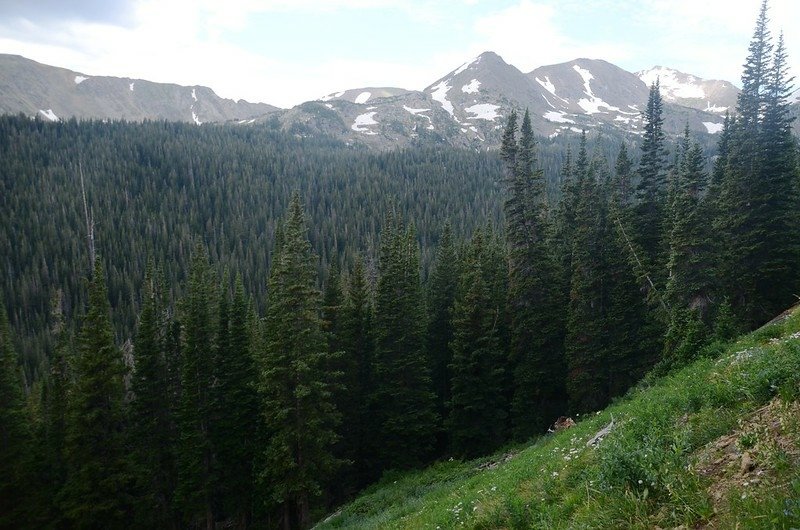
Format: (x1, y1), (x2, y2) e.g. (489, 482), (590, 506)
(1, 2), (798, 528)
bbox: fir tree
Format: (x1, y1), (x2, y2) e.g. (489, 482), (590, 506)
(503, 110), (566, 438)
(447, 229), (507, 457)
(332, 256), (376, 494)
(0, 299), (32, 528)
(129, 264), (176, 527)
(372, 210), (438, 468)
(257, 193), (340, 529)
(60, 260), (133, 527)
(633, 80), (669, 304)
(175, 247), (217, 529)
(213, 276), (259, 527)
(35, 290), (72, 526)
(425, 221), (459, 447)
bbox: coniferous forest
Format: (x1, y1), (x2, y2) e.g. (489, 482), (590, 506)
(1, 3), (799, 529)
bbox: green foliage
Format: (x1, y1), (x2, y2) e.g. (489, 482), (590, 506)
(372, 210), (439, 469)
(0, 299), (32, 528)
(318, 306), (800, 530)
(129, 263), (177, 527)
(60, 260), (133, 527)
(447, 229), (507, 457)
(174, 247), (216, 527)
(257, 193), (341, 528)
(212, 276), (259, 525)
(503, 110), (566, 438)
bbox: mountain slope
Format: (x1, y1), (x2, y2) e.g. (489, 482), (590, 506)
(0, 54), (278, 123)
(638, 66), (739, 114)
(318, 306), (800, 529)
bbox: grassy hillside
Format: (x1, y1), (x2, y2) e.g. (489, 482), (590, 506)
(319, 307), (800, 529)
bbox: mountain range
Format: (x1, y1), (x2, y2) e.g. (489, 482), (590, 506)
(2, 51), (798, 148)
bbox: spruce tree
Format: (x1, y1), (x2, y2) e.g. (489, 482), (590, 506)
(633, 81), (669, 304)
(60, 260), (133, 527)
(425, 221), (459, 446)
(213, 276), (259, 526)
(607, 145), (654, 393)
(129, 264), (176, 527)
(0, 299), (32, 528)
(332, 256), (376, 494)
(372, 210), (438, 468)
(175, 247), (217, 529)
(503, 110), (566, 438)
(257, 193), (340, 529)
(35, 291), (72, 526)
(564, 162), (609, 413)
(717, 1), (799, 326)
(447, 229), (507, 457)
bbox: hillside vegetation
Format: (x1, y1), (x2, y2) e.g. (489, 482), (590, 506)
(319, 306), (800, 529)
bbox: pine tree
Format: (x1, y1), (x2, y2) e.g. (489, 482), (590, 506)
(447, 229), (507, 457)
(129, 263), (176, 527)
(332, 256), (376, 494)
(213, 276), (259, 526)
(0, 299), (32, 528)
(663, 142), (715, 367)
(60, 260), (133, 527)
(503, 110), (566, 438)
(633, 81), (669, 303)
(35, 290), (72, 526)
(257, 193), (340, 529)
(564, 161), (609, 413)
(665, 142), (714, 317)
(607, 145), (654, 393)
(425, 221), (459, 446)
(175, 247), (217, 529)
(372, 210), (438, 468)
(717, 1), (799, 327)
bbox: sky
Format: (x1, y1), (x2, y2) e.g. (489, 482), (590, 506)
(0, 0), (797, 108)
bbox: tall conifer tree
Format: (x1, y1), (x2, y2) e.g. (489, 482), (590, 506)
(502, 110), (566, 438)
(257, 193), (340, 529)
(372, 210), (438, 468)
(60, 260), (132, 527)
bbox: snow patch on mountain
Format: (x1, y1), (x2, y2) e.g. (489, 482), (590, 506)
(703, 121), (724, 134)
(39, 109), (59, 121)
(129, 82), (135, 91)
(191, 108), (202, 125)
(74, 75), (88, 84)
(352, 111), (378, 134)
(462, 79), (480, 94)
(404, 105), (434, 130)
(535, 76), (556, 95)
(430, 80), (455, 117)
(573, 64), (620, 115)
(191, 88), (198, 102)
(704, 102), (728, 113)
(639, 67), (705, 99)
(354, 91), (371, 104)
(465, 103), (500, 121)
(544, 111), (575, 124)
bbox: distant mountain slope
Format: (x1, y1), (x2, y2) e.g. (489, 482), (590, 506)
(0, 54), (278, 123)
(3, 51), (797, 149)
(638, 66), (739, 114)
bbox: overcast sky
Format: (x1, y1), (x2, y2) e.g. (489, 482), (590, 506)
(0, 0), (797, 108)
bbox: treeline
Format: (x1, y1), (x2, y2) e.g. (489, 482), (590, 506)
(1, 2), (798, 528)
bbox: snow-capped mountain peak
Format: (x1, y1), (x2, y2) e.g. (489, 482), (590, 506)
(637, 66), (738, 114)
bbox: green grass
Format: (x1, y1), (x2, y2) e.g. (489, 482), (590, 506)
(317, 307), (800, 529)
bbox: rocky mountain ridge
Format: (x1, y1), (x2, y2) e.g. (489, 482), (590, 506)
(2, 51), (794, 149)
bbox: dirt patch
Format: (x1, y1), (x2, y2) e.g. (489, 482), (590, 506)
(692, 398), (800, 525)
